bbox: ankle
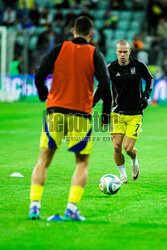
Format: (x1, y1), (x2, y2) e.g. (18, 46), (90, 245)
(117, 164), (127, 178)
(30, 201), (41, 209)
(67, 202), (77, 213)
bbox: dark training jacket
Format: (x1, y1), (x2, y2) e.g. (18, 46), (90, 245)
(94, 57), (153, 115)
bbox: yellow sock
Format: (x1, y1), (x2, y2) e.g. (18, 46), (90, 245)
(68, 185), (84, 204)
(30, 184), (44, 202)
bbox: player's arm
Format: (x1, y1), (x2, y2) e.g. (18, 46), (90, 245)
(139, 61), (154, 109)
(35, 44), (62, 101)
(93, 49), (112, 125)
(93, 49), (111, 105)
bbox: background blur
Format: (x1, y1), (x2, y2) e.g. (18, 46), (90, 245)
(0, 0), (167, 104)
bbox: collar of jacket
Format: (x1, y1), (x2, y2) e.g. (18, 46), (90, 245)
(72, 37), (88, 44)
(113, 56), (136, 68)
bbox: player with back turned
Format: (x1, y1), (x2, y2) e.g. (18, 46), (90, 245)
(94, 40), (153, 184)
(28, 16), (111, 221)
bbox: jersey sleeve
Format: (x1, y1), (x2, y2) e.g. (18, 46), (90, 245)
(93, 49), (112, 124)
(139, 61), (154, 99)
(35, 44), (62, 91)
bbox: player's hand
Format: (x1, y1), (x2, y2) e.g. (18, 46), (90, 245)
(38, 86), (48, 101)
(139, 96), (148, 109)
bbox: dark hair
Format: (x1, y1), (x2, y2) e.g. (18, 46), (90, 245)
(74, 16), (94, 36)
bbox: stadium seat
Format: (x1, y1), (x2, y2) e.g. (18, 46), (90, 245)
(103, 29), (116, 39)
(94, 20), (104, 30)
(89, 9), (96, 17)
(106, 49), (117, 63)
(29, 36), (38, 50)
(74, 9), (82, 15)
(130, 21), (141, 32)
(35, 0), (52, 7)
(61, 9), (69, 15)
(53, 27), (62, 33)
(132, 11), (145, 21)
(114, 30), (126, 40)
(124, 1), (133, 10)
(117, 20), (130, 31)
(106, 38), (120, 49)
(120, 11), (133, 20)
(126, 30), (137, 41)
(97, 1), (110, 10)
(112, 10), (121, 18)
(50, 8), (56, 15)
(104, 29), (116, 49)
(95, 10), (106, 19)
(36, 27), (47, 34)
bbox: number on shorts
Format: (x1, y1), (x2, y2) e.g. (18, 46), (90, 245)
(135, 123), (140, 132)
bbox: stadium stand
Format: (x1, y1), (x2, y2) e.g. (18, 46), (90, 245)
(0, 0), (166, 73)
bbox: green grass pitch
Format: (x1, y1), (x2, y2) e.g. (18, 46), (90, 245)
(0, 102), (167, 250)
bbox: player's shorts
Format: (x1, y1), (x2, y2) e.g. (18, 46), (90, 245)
(110, 112), (143, 139)
(40, 113), (92, 155)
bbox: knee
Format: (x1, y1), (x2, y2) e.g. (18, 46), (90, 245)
(76, 153), (89, 166)
(124, 145), (133, 156)
(113, 143), (122, 154)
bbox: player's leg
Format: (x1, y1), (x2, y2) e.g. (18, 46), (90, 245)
(123, 136), (137, 159)
(72, 153), (89, 187)
(111, 133), (127, 184)
(63, 115), (92, 221)
(29, 112), (64, 220)
(111, 133), (125, 166)
(28, 147), (55, 220)
(110, 112), (128, 183)
(31, 148), (56, 185)
(64, 153), (89, 221)
(123, 136), (139, 180)
(124, 115), (142, 180)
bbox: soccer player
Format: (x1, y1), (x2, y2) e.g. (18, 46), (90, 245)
(28, 16), (111, 221)
(94, 40), (153, 184)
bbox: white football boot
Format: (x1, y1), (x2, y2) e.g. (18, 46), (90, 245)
(120, 176), (128, 184)
(131, 159), (140, 180)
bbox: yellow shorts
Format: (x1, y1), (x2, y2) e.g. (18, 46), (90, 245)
(110, 112), (143, 139)
(40, 113), (92, 155)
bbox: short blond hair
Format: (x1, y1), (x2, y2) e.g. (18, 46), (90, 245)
(116, 40), (130, 48)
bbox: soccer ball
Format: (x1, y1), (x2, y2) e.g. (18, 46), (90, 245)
(99, 174), (121, 195)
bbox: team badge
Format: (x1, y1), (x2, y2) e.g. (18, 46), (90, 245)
(130, 67), (136, 74)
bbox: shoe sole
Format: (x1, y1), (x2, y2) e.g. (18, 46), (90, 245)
(132, 169), (140, 180)
(28, 214), (40, 220)
(64, 216), (73, 221)
(120, 181), (128, 184)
